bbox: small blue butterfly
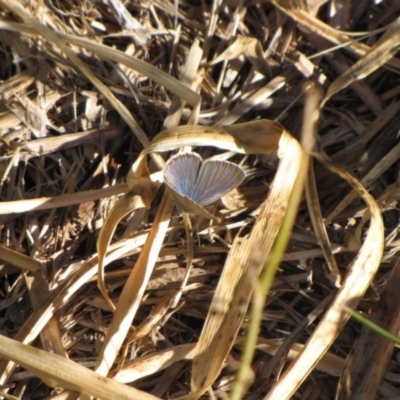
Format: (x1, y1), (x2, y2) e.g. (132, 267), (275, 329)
(164, 152), (245, 218)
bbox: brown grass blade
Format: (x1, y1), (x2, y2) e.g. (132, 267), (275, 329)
(326, 139), (400, 224)
(306, 164), (341, 287)
(0, 236), (149, 385)
(0, 243), (42, 272)
(264, 151), (384, 399)
(0, 0), (153, 154)
(93, 40), (204, 376)
(337, 258), (400, 399)
(133, 120), (282, 159)
(271, 0), (400, 70)
(0, 184), (127, 218)
(114, 337), (346, 385)
(97, 183), (159, 311)
(0, 20), (201, 109)
(0, 334), (160, 400)
(190, 129), (303, 394)
(324, 16), (400, 105)
(0, 1), (395, 397)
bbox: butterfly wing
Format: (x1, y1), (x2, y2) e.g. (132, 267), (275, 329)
(191, 159), (246, 206)
(164, 152), (218, 219)
(164, 152), (202, 198)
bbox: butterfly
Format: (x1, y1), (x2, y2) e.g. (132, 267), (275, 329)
(163, 152), (246, 219)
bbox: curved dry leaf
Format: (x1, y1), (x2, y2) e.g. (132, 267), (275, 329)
(97, 119), (283, 379)
(95, 195), (175, 376)
(326, 137), (400, 223)
(132, 120), (282, 162)
(191, 130), (304, 393)
(93, 40), (205, 377)
(264, 151), (384, 399)
(97, 182), (159, 311)
(127, 120), (282, 187)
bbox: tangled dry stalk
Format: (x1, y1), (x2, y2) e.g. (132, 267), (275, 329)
(0, 1), (399, 399)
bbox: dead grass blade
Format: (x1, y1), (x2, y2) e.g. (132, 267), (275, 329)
(0, 184), (127, 217)
(113, 336), (345, 385)
(94, 41), (204, 376)
(324, 16), (400, 105)
(0, 244), (42, 272)
(207, 35), (269, 75)
(230, 82), (323, 400)
(0, 334), (159, 400)
(189, 129), (303, 396)
(95, 194), (175, 376)
(217, 76), (287, 126)
(0, 0), (152, 153)
(271, 0), (400, 70)
(130, 120), (282, 165)
(97, 184), (159, 311)
(0, 236), (149, 385)
(0, 20), (201, 110)
(264, 148), (384, 399)
(93, 118), (286, 385)
(0, 0), (395, 398)
(326, 139), (400, 224)
(337, 258), (400, 399)
(306, 164), (341, 287)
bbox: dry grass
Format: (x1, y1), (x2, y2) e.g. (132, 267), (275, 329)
(0, 0), (399, 399)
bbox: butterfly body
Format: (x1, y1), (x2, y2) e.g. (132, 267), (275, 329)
(164, 152), (245, 218)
